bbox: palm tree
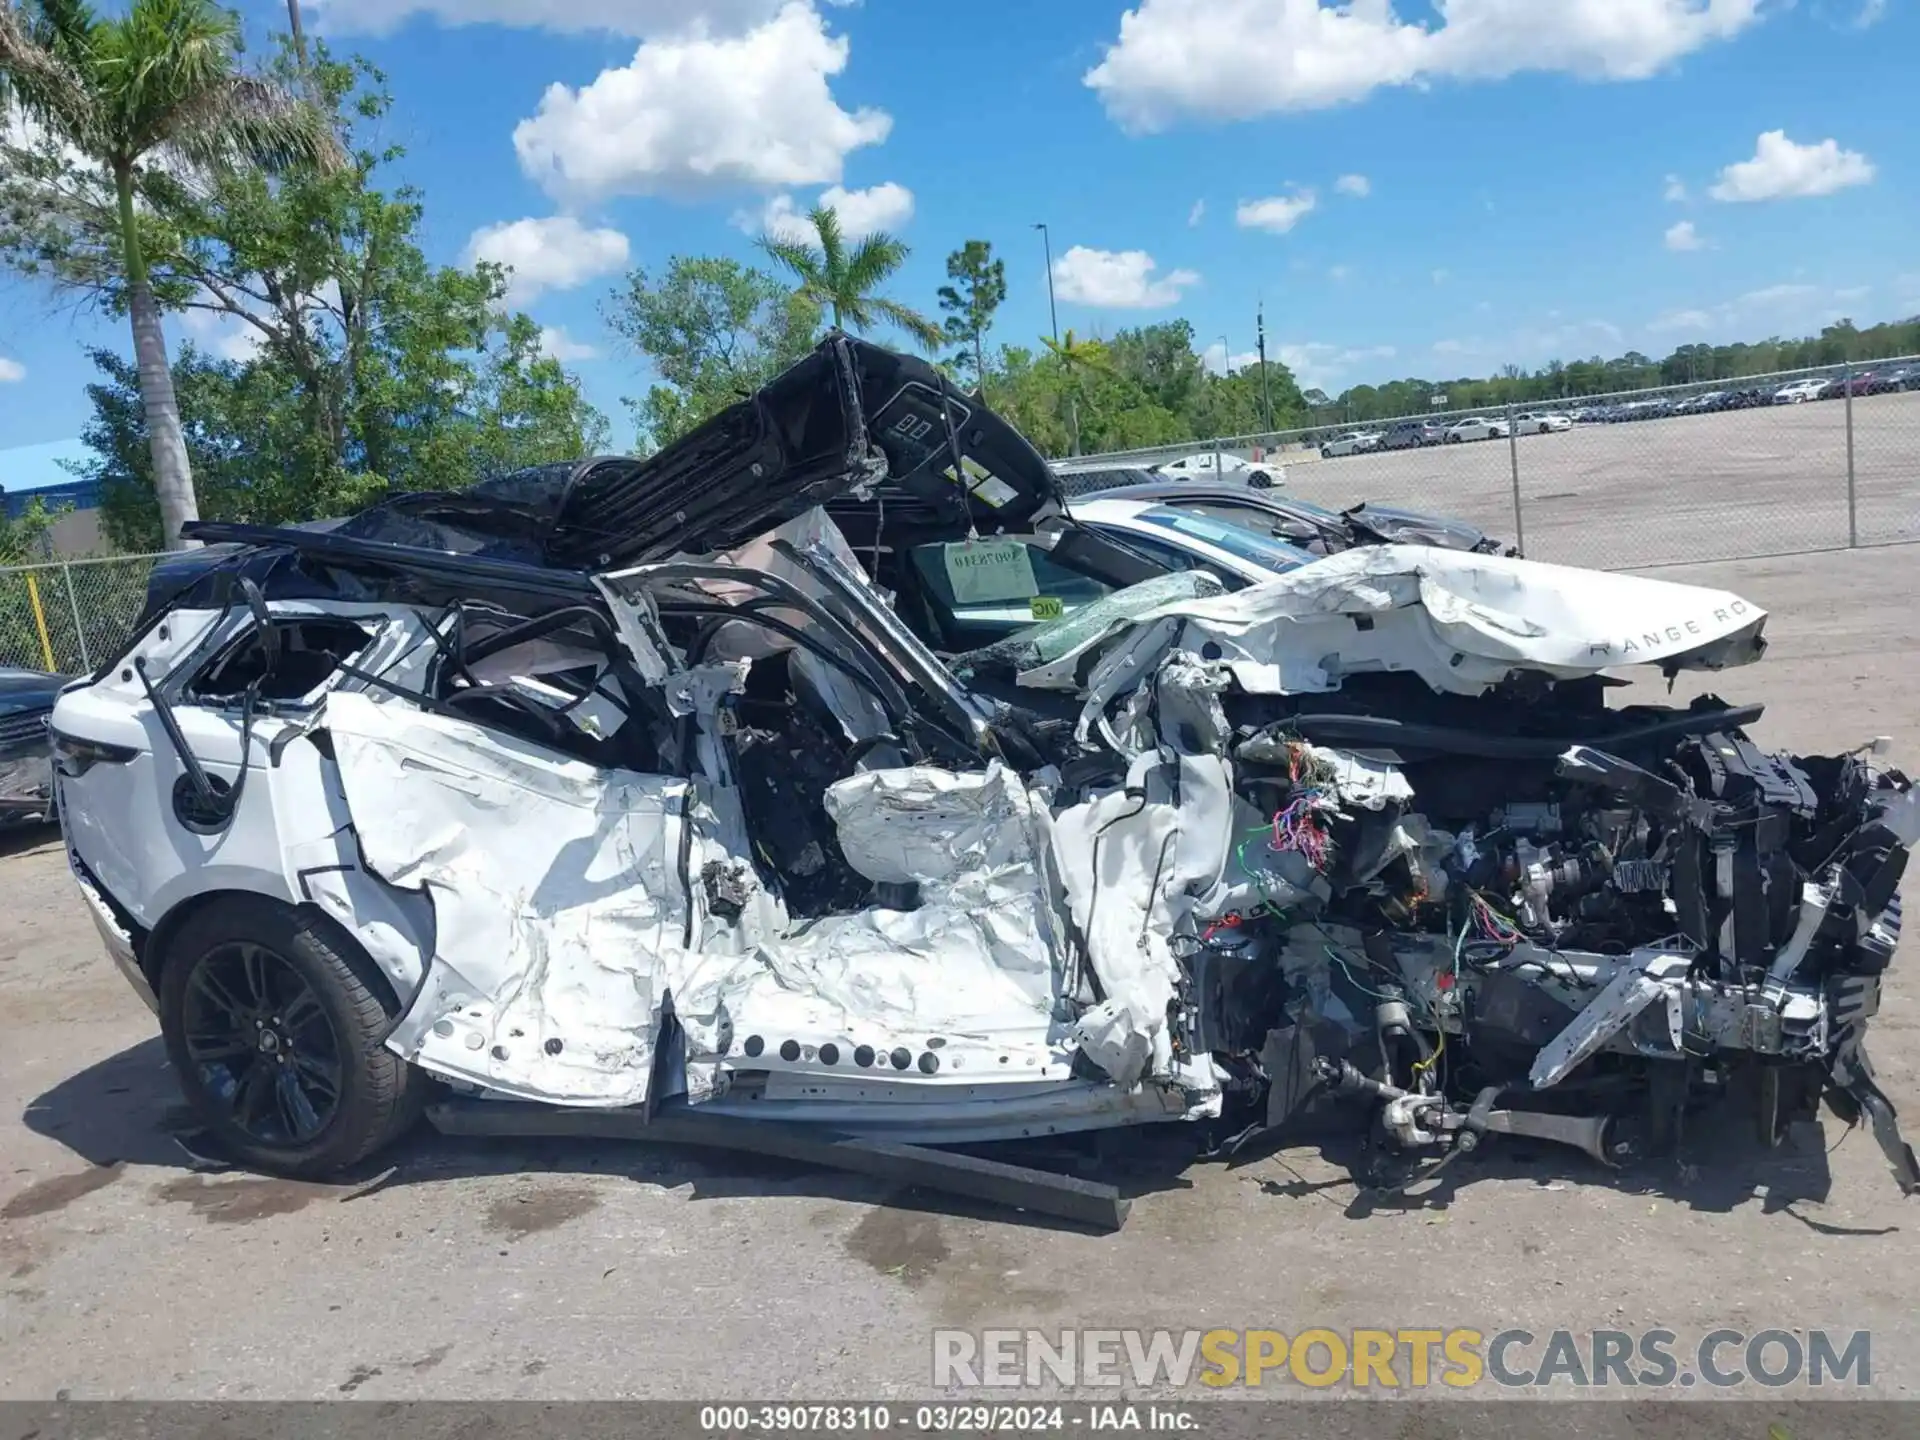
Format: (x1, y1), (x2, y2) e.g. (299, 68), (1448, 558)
(759, 205), (942, 352)
(1040, 328), (1112, 456)
(0, 0), (337, 549)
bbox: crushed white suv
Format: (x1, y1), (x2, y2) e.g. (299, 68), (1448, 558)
(51, 337), (1920, 1211)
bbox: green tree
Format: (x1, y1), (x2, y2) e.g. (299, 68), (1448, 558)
(0, 493), (61, 564)
(66, 53), (607, 550)
(605, 255), (820, 452)
(1108, 321), (1206, 418)
(759, 205), (941, 350)
(1040, 328), (1114, 456)
(935, 239), (1006, 389)
(0, 0), (336, 549)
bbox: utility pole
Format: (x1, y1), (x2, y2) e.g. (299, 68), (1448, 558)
(1256, 301), (1274, 432)
(1218, 334), (1232, 377)
(1036, 222), (1067, 347)
(287, 0), (310, 69)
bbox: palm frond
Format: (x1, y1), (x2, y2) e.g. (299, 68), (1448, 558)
(158, 72), (340, 174)
(841, 229), (909, 294)
(871, 296), (943, 352)
(0, 0), (100, 145)
(807, 203), (842, 278)
(758, 231), (824, 292)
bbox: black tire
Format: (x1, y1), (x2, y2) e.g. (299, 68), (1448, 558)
(1320, 447), (1333, 459)
(158, 895), (423, 1178)
(1248, 470), (1273, 489)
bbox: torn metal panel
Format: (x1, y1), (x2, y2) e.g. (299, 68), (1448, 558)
(1066, 546), (1769, 714)
(327, 689), (690, 1106)
(1050, 751), (1236, 1089)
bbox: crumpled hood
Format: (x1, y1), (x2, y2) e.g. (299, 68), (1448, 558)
(1021, 545), (1768, 701)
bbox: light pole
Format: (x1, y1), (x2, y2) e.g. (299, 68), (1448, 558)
(1256, 302), (1274, 432)
(1218, 334), (1231, 377)
(287, 0), (309, 67)
(1033, 223), (1059, 346)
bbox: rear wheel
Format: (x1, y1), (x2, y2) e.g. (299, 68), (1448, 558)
(1248, 470), (1274, 489)
(158, 896), (423, 1178)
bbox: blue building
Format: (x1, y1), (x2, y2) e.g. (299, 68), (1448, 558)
(0, 440), (107, 556)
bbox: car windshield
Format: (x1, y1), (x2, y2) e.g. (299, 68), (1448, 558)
(1134, 506), (1318, 573)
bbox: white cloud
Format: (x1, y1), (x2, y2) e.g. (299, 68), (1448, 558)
(1086, 0), (1765, 131)
(746, 181), (915, 241)
(1334, 173), (1371, 198)
(1708, 130), (1875, 202)
(1650, 281), (1859, 337)
(1236, 190), (1318, 234)
(538, 326), (602, 362)
(0, 356), (24, 383)
(1664, 220), (1706, 251)
(1051, 246), (1200, 309)
(1188, 199), (1206, 226)
(1650, 308), (1715, 333)
(308, 0), (792, 37)
(821, 181), (914, 235)
(513, 2), (890, 203)
(1276, 342), (1397, 393)
(463, 216), (631, 306)
(1856, 0), (1887, 26)
(1201, 341), (1262, 376)
(1664, 173), (1688, 202)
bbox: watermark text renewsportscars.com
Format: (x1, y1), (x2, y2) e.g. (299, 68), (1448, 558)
(932, 1328), (1873, 1390)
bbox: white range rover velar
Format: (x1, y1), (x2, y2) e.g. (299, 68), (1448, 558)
(49, 336), (1920, 1223)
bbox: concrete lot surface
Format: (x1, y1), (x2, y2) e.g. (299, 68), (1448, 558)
(3, 544), (1920, 1403)
(1278, 389), (1920, 570)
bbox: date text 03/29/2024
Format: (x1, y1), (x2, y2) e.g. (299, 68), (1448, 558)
(700, 1406), (1197, 1433)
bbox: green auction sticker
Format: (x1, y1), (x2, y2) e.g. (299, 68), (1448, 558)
(1029, 595), (1065, 620)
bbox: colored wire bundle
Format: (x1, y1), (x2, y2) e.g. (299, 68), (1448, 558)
(1468, 890), (1524, 945)
(1268, 793), (1332, 870)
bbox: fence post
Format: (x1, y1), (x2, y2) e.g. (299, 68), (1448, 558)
(1843, 359), (1859, 548)
(1213, 436), (1224, 482)
(23, 572), (57, 672)
(61, 562), (90, 671)
(1505, 402), (1527, 557)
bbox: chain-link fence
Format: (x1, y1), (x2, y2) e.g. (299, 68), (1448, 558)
(1058, 355), (1920, 571)
(0, 552), (165, 675)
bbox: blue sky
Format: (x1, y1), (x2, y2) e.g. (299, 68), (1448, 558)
(4, 0), (1917, 471)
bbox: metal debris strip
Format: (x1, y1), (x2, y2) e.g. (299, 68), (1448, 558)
(425, 1101), (1132, 1232)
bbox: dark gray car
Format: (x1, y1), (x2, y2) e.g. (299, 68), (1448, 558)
(0, 665), (63, 823)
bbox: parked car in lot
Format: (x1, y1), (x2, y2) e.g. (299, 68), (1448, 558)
(1445, 415), (1510, 442)
(1514, 412), (1572, 434)
(1670, 392), (1725, 415)
(1775, 378), (1833, 404)
(1376, 420), (1445, 451)
(1076, 481), (1509, 559)
(0, 666), (62, 825)
(1150, 450), (1283, 488)
(1318, 431), (1381, 458)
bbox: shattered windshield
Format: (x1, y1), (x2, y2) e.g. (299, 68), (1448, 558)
(954, 570), (1226, 674)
